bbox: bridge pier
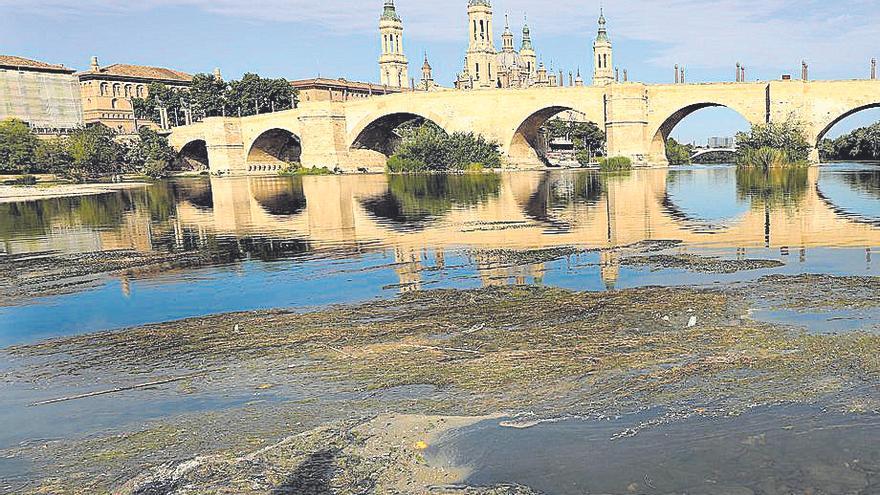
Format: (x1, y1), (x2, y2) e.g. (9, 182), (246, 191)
(297, 103), (352, 171)
(605, 84), (656, 166)
(203, 118), (246, 176)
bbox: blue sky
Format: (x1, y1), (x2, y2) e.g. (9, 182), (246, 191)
(3, 0), (879, 143)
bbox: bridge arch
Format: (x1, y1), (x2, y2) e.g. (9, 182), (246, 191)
(175, 139), (209, 171)
(815, 103), (880, 145)
(506, 103), (607, 167)
(246, 128), (302, 173)
(510, 106), (573, 165)
(649, 103), (754, 164)
(348, 111), (449, 155)
(348, 111), (450, 170)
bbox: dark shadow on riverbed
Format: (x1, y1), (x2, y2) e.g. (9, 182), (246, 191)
(428, 405), (880, 495)
(272, 448), (341, 495)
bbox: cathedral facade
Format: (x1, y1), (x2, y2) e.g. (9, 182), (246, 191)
(454, 1), (543, 90)
(379, 1), (615, 91)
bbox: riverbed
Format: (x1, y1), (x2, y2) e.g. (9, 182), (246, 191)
(0, 164), (879, 494)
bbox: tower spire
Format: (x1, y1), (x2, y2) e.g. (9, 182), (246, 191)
(378, 0), (409, 88)
(502, 12), (515, 52)
(593, 7), (614, 85)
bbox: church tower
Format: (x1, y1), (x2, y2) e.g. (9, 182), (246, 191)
(379, 0), (409, 88)
(466, 0), (497, 89)
(592, 9), (613, 86)
(520, 16), (537, 78)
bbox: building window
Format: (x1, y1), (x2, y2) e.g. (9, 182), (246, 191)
(476, 63), (480, 80)
(124, 85), (132, 97)
(137, 85), (145, 98)
(113, 84), (121, 97)
(100, 82), (109, 96)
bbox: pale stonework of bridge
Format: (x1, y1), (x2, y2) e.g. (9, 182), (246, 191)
(169, 79), (880, 174)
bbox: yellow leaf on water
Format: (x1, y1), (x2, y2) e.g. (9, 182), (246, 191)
(414, 441), (428, 450)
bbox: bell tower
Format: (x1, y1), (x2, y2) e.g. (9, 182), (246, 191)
(379, 0), (409, 88)
(466, 0), (497, 89)
(520, 16), (537, 78)
(592, 9), (614, 86)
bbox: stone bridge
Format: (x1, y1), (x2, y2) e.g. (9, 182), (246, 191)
(169, 79), (880, 174)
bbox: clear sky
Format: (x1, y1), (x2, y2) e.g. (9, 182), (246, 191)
(3, 0), (879, 144)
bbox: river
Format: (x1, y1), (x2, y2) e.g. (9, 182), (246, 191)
(1, 164), (880, 494)
(1, 164), (878, 345)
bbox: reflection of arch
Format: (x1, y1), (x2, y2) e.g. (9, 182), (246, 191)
(509, 106), (575, 164)
(650, 103), (752, 162)
(349, 112), (445, 156)
(250, 177), (307, 217)
(523, 172), (603, 232)
(246, 128), (302, 173)
(662, 167), (745, 232)
(815, 103), (880, 144)
(176, 140), (209, 171)
(816, 169), (880, 227)
(172, 179), (213, 210)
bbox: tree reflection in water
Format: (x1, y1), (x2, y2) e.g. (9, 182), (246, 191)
(842, 171), (880, 200)
(361, 173), (501, 229)
(736, 167), (809, 210)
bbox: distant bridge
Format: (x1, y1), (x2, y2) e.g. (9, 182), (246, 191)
(691, 147), (737, 159)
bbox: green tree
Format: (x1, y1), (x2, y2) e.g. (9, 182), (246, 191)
(543, 118), (606, 166)
(132, 82), (189, 125)
(35, 138), (72, 174)
(228, 73), (297, 117)
(666, 137), (694, 165)
(735, 119), (812, 165)
(822, 122), (880, 161)
(65, 125), (124, 181)
(390, 122), (501, 171)
(189, 73), (229, 119)
(123, 128), (176, 178)
(0, 118), (39, 173)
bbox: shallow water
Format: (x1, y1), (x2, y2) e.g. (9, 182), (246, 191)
(1, 164), (879, 346)
(428, 406), (880, 494)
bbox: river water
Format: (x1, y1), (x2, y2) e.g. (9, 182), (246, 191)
(1, 164), (880, 493)
(1, 164), (879, 346)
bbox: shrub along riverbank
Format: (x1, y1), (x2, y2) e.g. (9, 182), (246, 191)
(387, 121), (501, 173)
(0, 118), (177, 182)
(735, 119), (812, 170)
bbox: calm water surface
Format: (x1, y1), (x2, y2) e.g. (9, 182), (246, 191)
(0, 164), (878, 346)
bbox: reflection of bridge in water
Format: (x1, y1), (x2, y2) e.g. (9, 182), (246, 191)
(8, 167), (871, 292)
(169, 168), (880, 252)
